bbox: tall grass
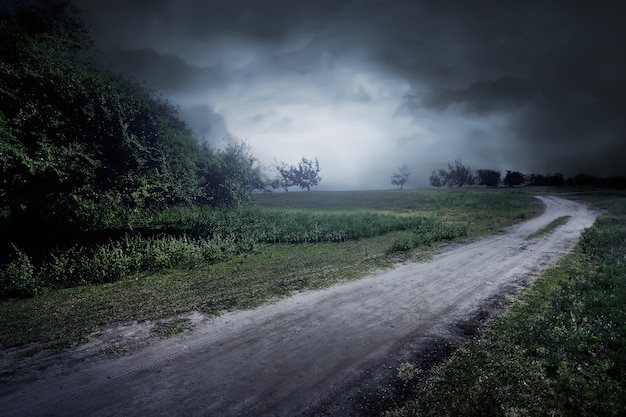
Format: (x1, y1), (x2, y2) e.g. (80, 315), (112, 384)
(386, 193), (626, 417)
(0, 189), (542, 298)
(0, 189), (544, 347)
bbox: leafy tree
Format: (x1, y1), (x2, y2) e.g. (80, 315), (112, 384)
(0, 0), (244, 226)
(476, 169), (501, 187)
(198, 140), (265, 206)
(0, 0), (101, 225)
(292, 157), (321, 191)
(274, 160), (296, 192)
(527, 173), (546, 186)
(391, 164), (412, 189)
(444, 159), (474, 188)
(275, 157), (321, 191)
(1, 0), (274, 230)
(429, 170), (445, 188)
(503, 170), (526, 187)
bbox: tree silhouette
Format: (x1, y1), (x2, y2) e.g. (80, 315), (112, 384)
(476, 169), (501, 187)
(429, 169), (446, 188)
(445, 159), (474, 188)
(275, 157), (321, 191)
(391, 164), (412, 189)
(503, 170), (525, 187)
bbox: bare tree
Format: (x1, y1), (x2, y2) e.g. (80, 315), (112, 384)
(391, 164), (412, 189)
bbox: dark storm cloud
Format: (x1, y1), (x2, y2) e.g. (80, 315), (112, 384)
(100, 47), (224, 94)
(400, 2), (626, 176)
(76, 0), (343, 46)
(72, 0), (626, 184)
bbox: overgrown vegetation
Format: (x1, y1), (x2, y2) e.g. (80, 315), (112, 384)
(0, 0), (267, 297)
(0, 189), (543, 347)
(386, 191), (626, 417)
(0, 186), (541, 299)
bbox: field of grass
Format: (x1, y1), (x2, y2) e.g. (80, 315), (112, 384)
(386, 190), (626, 416)
(0, 189), (542, 349)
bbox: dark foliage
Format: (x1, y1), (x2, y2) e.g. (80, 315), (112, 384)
(0, 1), (271, 296)
(274, 157), (321, 191)
(429, 160), (474, 188)
(503, 170), (525, 187)
(476, 169), (501, 187)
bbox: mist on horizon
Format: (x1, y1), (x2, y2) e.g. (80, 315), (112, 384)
(72, 0), (626, 190)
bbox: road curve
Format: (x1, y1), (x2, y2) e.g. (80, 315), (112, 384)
(0, 196), (600, 417)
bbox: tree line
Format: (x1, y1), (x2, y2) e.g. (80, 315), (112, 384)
(390, 160), (625, 189)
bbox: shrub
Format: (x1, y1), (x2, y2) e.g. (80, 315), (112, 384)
(0, 244), (41, 298)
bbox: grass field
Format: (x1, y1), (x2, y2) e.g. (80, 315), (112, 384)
(386, 189), (626, 416)
(0, 188), (542, 349)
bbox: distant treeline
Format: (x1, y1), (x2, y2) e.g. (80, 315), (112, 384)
(505, 171), (626, 188)
(429, 161), (626, 189)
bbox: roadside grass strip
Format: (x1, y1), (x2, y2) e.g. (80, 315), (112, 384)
(525, 215), (571, 240)
(386, 193), (626, 417)
(0, 189), (543, 348)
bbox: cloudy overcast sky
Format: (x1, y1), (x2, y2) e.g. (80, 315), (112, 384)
(71, 0), (626, 189)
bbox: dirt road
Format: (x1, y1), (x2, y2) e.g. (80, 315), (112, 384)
(0, 196), (599, 417)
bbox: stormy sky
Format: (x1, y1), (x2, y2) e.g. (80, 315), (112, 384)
(71, 0), (626, 189)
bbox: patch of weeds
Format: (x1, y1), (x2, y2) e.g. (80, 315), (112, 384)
(526, 216), (571, 240)
(102, 344), (128, 356)
(397, 362), (420, 382)
(151, 319), (193, 339)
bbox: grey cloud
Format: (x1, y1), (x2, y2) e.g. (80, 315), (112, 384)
(419, 76), (539, 114)
(179, 103), (230, 146)
(99, 47), (224, 94)
(72, 0), (626, 182)
(76, 0), (344, 47)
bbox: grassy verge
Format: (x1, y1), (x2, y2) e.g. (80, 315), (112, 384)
(0, 189), (543, 349)
(386, 191), (626, 417)
(525, 215), (571, 240)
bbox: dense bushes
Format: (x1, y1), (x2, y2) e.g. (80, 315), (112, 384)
(1, 207), (468, 298)
(0, 232), (256, 298)
(0, 1), (264, 231)
(0, 1), (268, 298)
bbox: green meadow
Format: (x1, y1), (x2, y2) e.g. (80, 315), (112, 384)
(1, 188), (541, 348)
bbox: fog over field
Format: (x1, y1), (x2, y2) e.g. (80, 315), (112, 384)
(73, 0), (626, 189)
